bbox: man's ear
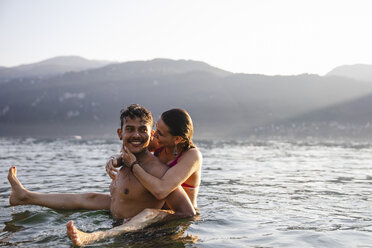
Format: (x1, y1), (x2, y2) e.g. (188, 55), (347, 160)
(117, 128), (122, 140)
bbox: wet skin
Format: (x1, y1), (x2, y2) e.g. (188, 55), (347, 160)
(8, 116), (196, 246)
(109, 117), (169, 218)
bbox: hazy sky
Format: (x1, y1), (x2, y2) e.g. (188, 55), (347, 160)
(1, 0), (372, 75)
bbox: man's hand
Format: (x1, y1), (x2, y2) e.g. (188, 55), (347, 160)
(105, 155), (121, 180)
(122, 146), (137, 167)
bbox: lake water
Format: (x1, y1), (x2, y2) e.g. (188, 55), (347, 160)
(0, 137), (372, 247)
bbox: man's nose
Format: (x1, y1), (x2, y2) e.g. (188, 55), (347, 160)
(133, 130), (140, 137)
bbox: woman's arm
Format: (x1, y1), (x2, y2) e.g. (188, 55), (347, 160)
(105, 154), (123, 180)
(131, 148), (202, 200)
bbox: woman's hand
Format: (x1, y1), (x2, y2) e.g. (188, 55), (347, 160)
(105, 154), (121, 180)
(122, 146), (137, 167)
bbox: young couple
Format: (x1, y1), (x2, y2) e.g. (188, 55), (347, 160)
(7, 104), (202, 246)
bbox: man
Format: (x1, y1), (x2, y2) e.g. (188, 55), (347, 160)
(8, 104), (195, 246)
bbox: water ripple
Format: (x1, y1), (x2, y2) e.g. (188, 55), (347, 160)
(1, 138), (372, 247)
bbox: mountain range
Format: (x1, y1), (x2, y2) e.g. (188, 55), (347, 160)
(1, 56), (372, 140)
(326, 64), (372, 82)
(0, 56), (112, 83)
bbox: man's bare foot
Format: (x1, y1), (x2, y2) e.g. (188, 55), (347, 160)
(67, 220), (95, 246)
(8, 166), (29, 206)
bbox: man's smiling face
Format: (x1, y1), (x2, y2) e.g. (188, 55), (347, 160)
(118, 117), (152, 154)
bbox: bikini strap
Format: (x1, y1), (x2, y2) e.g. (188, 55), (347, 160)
(168, 150), (184, 167)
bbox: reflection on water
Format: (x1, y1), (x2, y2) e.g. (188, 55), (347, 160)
(1, 137), (372, 247)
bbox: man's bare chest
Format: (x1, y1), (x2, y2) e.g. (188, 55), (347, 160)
(110, 168), (149, 199)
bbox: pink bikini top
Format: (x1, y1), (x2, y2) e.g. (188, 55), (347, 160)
(153, 147), (195, 188)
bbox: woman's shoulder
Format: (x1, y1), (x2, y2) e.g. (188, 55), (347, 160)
(183, 147), (202, 160)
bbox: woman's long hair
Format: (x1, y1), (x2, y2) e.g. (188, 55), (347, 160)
(161, 108), (194, 151)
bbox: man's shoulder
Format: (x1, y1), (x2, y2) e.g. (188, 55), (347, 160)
(142, 154), (168, 178)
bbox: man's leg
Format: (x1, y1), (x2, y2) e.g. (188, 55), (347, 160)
(66, 187), (196, 246)
(66, 208), (171, 246)
(8, 166), (111, 210)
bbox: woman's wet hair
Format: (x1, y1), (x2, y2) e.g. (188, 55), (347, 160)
(120, 104), (153, 129)
(161, 108), (194, 151)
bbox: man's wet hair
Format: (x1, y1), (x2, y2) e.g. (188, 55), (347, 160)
(120, 104), (153, 129)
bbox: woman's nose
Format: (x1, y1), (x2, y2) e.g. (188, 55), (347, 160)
(155, 131), (160, 139)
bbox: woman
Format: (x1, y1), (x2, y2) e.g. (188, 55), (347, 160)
(107, 108), (202, 208)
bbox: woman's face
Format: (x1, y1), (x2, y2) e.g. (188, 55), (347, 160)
(154, 118), (176, 147)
